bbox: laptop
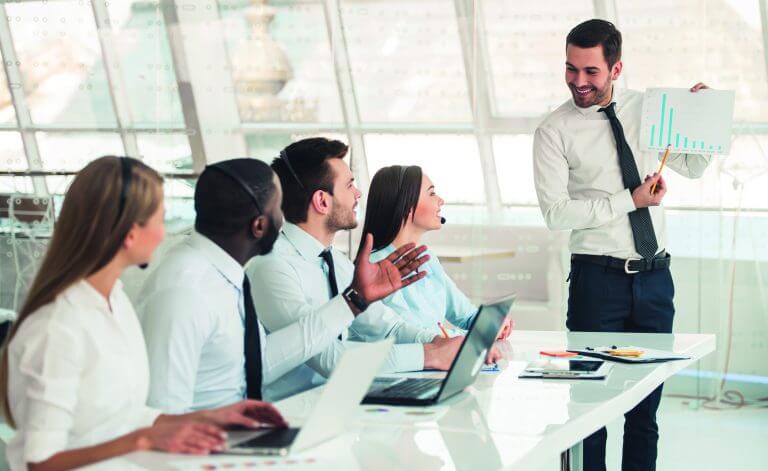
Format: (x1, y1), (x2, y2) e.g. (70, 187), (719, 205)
(223, 338), (393, 456)
(362, 295), (515, 406)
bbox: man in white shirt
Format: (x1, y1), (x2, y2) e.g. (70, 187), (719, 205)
(533, 20), (710, 471)
(247, 138), (465, 401)
(138, 158), (431, 412)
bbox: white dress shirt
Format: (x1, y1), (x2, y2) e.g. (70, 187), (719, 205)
(6, 280), (160, 471)
(246, 223), (436, 401)
(533, 88), (711, 259)
(137, 231), (353, 413)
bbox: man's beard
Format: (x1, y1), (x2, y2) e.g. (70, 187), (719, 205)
(326, 204), (357, 232)
(569, 79), (612, 108)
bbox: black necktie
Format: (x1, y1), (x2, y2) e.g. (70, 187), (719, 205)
(319, 249), (342, 340)
(242, 277), (262, 400)
(319, 249), (339, 297)
(599, 102), (659, 261)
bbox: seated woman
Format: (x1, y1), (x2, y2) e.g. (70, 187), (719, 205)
(0, 156), (286, 471)
(359, 165), (512, 339)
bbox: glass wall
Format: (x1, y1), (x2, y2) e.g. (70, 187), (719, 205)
(0, 0), (766, 401)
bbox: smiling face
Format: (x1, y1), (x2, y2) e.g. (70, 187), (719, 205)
(565, 44), (622, 108)
(410, 174), (444, 232)
(326, 158), (362, 232)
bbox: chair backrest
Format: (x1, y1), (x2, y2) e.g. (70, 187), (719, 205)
(0, 194), (55, 225)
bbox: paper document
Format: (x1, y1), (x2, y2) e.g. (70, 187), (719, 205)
(567, 346), (690, 364)
(640, 88), (735, 155)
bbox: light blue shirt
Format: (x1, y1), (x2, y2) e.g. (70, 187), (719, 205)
(137, 232), (352, 413)
(371, 245), (477, 336)
(246, 223), (436, 401)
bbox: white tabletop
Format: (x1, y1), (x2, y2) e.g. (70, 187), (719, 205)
(94, 330), (715, 471)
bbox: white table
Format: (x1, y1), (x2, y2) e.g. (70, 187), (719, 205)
(96, 331), (715, 471)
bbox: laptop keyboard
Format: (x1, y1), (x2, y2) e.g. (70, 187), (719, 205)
(370, 378), (443, 399)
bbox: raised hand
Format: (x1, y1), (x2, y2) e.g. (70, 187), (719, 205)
(351, 233), (430, 304)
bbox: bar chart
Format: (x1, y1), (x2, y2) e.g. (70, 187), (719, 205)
(640, 88), (735, 155)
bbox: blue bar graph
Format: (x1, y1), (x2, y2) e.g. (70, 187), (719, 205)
(651, 93), (719, 152)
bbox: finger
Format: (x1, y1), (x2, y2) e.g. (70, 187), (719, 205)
(193, 423), (227, 441)
(399, 253), (430, 277)
(182, 433), (221, 454)
(356, 233), (373, 263)
(393, 245), (427, 270)
(386, 241), (417, 264)
(399, 270), (427, 288)
(247, 403), (289, 428)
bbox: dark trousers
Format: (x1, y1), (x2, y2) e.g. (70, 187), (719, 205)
(567, 258), (675, 471)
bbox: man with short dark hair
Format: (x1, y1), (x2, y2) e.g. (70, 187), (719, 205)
(137, 158), (430, 412)
(533, 19), (711, 471)
(247, 138), (467, 401)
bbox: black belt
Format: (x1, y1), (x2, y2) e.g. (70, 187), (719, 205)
(572, 252), (671, 274)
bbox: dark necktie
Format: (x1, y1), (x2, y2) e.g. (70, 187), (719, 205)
(599, 102), (659, 261)
(319, 249), (342, 340)
(242, 277), (263, 400)
(319, 249), (339, 297)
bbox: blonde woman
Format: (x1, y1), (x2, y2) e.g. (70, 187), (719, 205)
(0, 157), (286, 471)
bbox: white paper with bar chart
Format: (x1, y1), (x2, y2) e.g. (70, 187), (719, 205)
(640, 88), (735, 155)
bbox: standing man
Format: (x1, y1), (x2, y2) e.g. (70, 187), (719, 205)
(533, 19), (711, 471)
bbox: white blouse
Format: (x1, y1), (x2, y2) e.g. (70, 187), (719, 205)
(6, 279), (160, 470)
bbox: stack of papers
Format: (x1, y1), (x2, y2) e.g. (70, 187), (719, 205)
(566, 346), (690, 364)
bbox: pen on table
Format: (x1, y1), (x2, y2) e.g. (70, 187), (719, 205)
(650, 144), (671, 194)
(437, 321), (449, 339)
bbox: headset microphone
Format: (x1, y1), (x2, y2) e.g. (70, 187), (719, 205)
(440, 217), (446, 224)
(139, 263), (149, 270)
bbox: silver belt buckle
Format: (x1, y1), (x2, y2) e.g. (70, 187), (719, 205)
(624, 257), (642, 274)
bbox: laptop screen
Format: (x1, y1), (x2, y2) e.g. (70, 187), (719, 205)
(434, 296), (514, 401)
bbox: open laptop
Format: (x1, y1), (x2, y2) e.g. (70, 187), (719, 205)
(362, 295), (515, 406)
(223, 338), (393, 456)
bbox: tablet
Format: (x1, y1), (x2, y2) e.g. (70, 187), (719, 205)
(518, 358), (612, 379)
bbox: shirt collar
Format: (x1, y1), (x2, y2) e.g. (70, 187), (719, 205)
(187, 231), (244, 288)
(572, 86), (624, 116)
(281, 222), (329, 261)
(63, 279), (124, 314)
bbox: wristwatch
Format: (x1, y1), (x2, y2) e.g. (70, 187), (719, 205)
(343, 286), (369, 312)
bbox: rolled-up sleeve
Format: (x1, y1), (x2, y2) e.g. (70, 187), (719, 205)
(15, 317), (84, 464)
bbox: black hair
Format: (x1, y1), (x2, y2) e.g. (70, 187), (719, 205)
(358, 165), (423, 254)
(194, 158), (276, 236)
(566, 19), (622, 68)
(271, 137), (348, 224)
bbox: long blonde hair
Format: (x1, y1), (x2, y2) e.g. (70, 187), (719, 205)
(0, 156), (164, 427)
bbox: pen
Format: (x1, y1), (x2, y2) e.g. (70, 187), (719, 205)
(437, 322), (449, 339)
(650, 145), (671, 194)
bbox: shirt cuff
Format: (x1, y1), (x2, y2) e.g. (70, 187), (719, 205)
(388, 343), (425, 373)
(23, 429), (70, 465)
(609, 189), (636, 215)
(327, 295), (356, 329)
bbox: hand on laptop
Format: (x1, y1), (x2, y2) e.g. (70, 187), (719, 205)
(134, 421), (227, 455)
(350, 233), (430, 309)
(201, 400), (289, 429)
(423, 335), (464, 370)
(497, 317), (514, 341)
